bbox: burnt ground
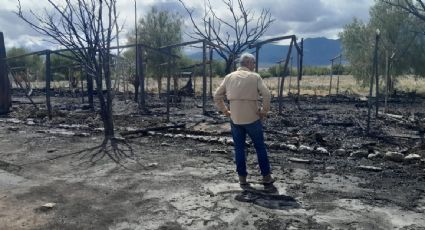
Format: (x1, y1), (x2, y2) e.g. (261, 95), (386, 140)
(0, 90), (425, 230)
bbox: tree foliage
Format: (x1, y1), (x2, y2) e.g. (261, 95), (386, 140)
(379, 0), (425, 76)
(267, 65), (349, 78)
(127, 7), (183, 93)
(340, 1), (425, 86)
(51, 52), (78, 81)
(6, 47), (43, 76)
(339, 18), (375, 84)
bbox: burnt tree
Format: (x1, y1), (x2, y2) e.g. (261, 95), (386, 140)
(179, 0), (274, 74)
(0, 32), (11, 114)
(17, 0), (131, 163)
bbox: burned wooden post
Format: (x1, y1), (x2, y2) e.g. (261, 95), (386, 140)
(329, 54), (342, 95)
(0, 32), (11, 114)
(278, 39), (294, 114)
(208, 18), (213, 98)
(134, 0), (139, 103)
(80, 66), (85, 104)
(255, 46), (259, 73)
(384, 52), (394, 113)
(297, 38), (303, 101)
(137, 45), (145, 109)
(86, 67), (94, 110)
(249, 35), (300, 113)
(367, 29), (380, 134)
(384, 51), (389, 113)
(209, 47), (213, 98)
(375, 32), (380, 118)
(166, 51), (171, 122)
(193, 66), (196, 96)
(296, 52), (301, 102)
(289, 56), (293, 94)
(45, 50), (52, 120)
(276, 60), (283, 97)
(134, 61), (140, 102)
(280, 64), (285, 99)
(202, 40), (207, 115)
(336, 55), (342, 94)
(173, 60), (178, 101)
(329, 59), (334, 95)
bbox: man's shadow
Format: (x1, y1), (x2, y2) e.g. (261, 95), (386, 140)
(235, 183), (299, 210)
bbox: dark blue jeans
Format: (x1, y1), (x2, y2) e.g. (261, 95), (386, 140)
(230, 119), (271, 177)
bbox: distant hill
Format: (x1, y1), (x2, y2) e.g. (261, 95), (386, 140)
(187, 37), (341, 67)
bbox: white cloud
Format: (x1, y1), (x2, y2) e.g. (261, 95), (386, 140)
(0, 0), (375, 50)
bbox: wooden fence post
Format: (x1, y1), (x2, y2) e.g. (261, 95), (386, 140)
(137, 45), (145, 109)
(0, 32), (11, 114)
(45, 50), (52, 120)
(297, 38), (303, 102)
(202, 40), (207, 115)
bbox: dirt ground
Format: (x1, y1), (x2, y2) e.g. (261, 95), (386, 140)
(1, 90), (425, 230)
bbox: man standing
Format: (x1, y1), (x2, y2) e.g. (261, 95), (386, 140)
(214, 53), (274, 187)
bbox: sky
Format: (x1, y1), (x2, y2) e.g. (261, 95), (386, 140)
(0, 0), (375, 51)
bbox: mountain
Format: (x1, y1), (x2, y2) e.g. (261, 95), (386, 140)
(187, 37), (341, 67)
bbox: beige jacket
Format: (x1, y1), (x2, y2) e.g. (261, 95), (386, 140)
(213, 67), (271, 124)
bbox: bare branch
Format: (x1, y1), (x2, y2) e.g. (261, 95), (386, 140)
(178, 0), (274, 73)
(381, 0), (425, 21)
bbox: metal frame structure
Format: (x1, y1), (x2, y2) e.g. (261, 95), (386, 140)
(328, 54), (342, 95)
(249, 35), (303, 114)
(3, 38), (228, 121)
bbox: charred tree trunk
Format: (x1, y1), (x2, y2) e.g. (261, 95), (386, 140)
(133, 73), (139, 102)
(80, 66), (85, 104)
(102, 53), (115, 139)
(0, 32), (11, 114)
(157, 75), (162, 96)
(86, 68), (94, 110)
(95, 54), (115, 139)
(137, 45), (145, 108)
(173, 73), (178, 96)
(224, 56), (235, 74)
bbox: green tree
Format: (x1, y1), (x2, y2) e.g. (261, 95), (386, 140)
(51, 52), (77, 81)
(212, 60), (226, 77)
(339, 18), (374, 84)
(340, 1), (425, 87)
(379, 0), (425, 76)
(127, 7), (183, 94)
(267, 65), (289, 77)
(7, 47), (43, 80)
(371, 1), (425, 90)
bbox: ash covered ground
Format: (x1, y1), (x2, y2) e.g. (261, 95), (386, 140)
(0, 90), (425, 229)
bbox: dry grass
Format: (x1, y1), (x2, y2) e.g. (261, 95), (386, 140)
(394, 75), (425, 94)
(18, 74), (425, 96)
(262, 75), (368, 96)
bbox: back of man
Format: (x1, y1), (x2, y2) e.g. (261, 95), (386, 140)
(214, 67), (270, 125)
(213, 52), (274, 187)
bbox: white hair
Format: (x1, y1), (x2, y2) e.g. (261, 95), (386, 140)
(239, 53), (256, 67)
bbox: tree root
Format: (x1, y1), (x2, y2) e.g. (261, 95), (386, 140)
(81, 137), (135, 166)
(19, 137), (141, 170)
